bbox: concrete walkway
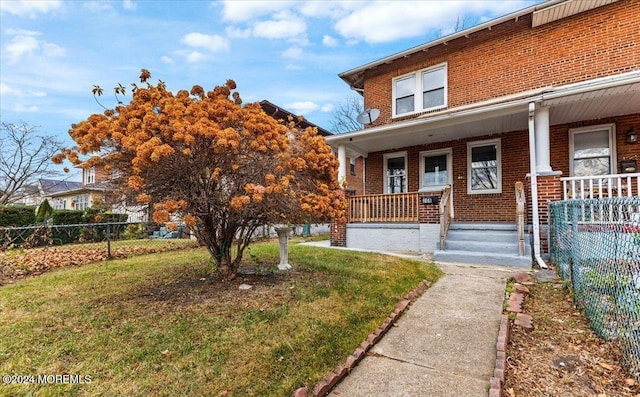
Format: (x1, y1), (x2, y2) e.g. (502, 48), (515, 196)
(331, 261), (518, 397)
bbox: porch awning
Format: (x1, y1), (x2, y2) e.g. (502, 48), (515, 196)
(326, 71), (640, 156)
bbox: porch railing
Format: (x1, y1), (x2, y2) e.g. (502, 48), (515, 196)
(347, 192), (419, 223)
(561, 173), (640, 223)
(439, 186), (452, 250)
(515, 181), (526, 256)
(562, 173), (640, 200)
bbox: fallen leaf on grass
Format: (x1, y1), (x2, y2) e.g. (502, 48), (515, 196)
(598, 362), (614, 371)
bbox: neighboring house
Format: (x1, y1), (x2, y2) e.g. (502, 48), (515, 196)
(326, 0), (639, 267)
(258, 100), (365, 195)
(14, 179), (83, 207)
(259, 100), (333, 137)
(46, 166), (114, 211)
(21, 166), (148, 222)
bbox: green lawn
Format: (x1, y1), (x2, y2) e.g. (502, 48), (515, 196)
(0, 241), (441, 396)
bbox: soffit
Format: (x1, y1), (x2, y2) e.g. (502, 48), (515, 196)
(532, 0), (618, 27)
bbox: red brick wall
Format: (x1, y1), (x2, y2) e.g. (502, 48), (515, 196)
(363, 114), (638, 223)
(345, 156), (364, 195)
(418, 191), (443, 224)
(364, 130), (531, 223)
(549, 114), (640, 176)
(362, 1), (639, 127)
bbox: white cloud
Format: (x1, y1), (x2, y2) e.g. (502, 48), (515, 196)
(282, 47), (303, 59)
(0, 83), (48, 98)
(225, 26), (251, 39)
(186, 51), (206, 63)
(4, 33), (66, 64)
(14, 104), (39, 112)
(221, 0), (295, 22)
(0, 83), (21, 96)
(0, 0), (62, 18)
(123, 0), (137, 11)
(182, 32), (230, 52)
(285, 101), (319, 115)
(160, 55), (174, 64)
(321, 103), (335, 112)
(252, 11), (306, 40)
(82, 1), (113, 13)
(42, 42), (66, 57)
(5, 35), (40, 63)
(333, 1), (534, 43)
(322, 35), (338, 47)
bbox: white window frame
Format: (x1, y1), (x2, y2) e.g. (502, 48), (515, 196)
(75, 194), (90, 211)
(392, 62), (447, 118)
(568, 123), (616, 177)
(467, 138), (502, 195)
(85, 166), (95, 185)
(419, 148), (452, 192)
(384, 151), (408, 194)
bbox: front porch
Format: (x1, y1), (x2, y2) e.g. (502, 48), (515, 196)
(336, 173), (640, 265)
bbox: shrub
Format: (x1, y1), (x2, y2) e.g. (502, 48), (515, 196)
(0, 205), (36, 226)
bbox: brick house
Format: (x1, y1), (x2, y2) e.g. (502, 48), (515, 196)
(326, 0), (640, 267)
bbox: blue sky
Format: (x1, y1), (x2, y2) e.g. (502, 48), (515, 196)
(1, 0), (539, 176)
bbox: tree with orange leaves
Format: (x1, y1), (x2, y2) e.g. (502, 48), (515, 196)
(54, 70), (345, 280)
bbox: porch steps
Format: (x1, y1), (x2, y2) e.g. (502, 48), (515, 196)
(434, 223), (532, 268)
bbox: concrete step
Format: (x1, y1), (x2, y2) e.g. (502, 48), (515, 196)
(446, 229), (527, 243)
(433, 250), (533, 268)
(437, 222), (532, 267)
(448, 222), (517, 231)
(444, 239), (520, 253)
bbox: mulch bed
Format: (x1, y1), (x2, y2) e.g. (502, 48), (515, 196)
(504, 271), (640, 396)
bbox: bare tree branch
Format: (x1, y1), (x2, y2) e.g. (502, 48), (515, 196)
(329, 95), (364, 134)
(0, 121), (63, 204)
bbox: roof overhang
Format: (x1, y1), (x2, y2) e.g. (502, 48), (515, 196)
(326, 71), (640, 156)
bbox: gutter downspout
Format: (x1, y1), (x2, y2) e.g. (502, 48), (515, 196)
(528, 102), (548, 269)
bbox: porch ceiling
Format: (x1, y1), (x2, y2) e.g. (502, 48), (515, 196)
(328, 72), (640, 157)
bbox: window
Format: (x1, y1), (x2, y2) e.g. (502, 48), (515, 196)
(569, 124), (616, 177)
(75, 194), (90, 211)
(85, 167), (95, 185)
(384, 152), (407, 194)
(349, 157), (356, 175)
(468, 139), (501, 194)
(420, 149), (452, 191)
(53, 199), (66, 210)
(393, 63), (447, 117)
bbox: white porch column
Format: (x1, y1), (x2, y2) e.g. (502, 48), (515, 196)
(534, 105), (553, 174)
(337, 144), (347, 185)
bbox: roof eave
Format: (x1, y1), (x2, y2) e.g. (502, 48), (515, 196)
(338, 0), (566, 90)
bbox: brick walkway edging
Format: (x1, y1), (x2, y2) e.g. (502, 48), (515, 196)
(292, 279), (433, 397)
(491, 272), (533, 397)
(490, 314), (511, 397)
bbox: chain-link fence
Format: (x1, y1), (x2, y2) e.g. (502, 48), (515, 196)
(549, 197), (640, 381)
(0, 222), (199, 283)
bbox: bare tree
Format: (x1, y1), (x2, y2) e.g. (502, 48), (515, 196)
(436, 14), (470, 38)
(330, 95), (364, 134)
(0, 121), (63, 204)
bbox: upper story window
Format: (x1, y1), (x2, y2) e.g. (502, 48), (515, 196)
(84, 167), (95, 185)
(468, 139), (502, 194)
(393, 63), (447, 117)
(569, 124), (616, 177)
